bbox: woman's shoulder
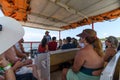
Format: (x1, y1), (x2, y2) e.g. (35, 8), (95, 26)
(80, 45), (91, 52)
(76, 48), (87, 56)
(78, 45), (97, 57)
(105, 47), (116, 55)
(106, 47), (116, 52)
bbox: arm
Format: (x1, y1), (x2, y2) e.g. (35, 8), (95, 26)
(19, 43), (25, 53)
(13, 46), (27, 59)
(5, 68), (16, 80)
(20, 43), (30, 55)
(11, 59), (32, 72)
(45, 45), (49, 52)
(104, 48), (112, 61)
(72, 51), (85, 72)
(103, 52), (109, 61)
(0, 57), (16, 80)
(92, 69), (103, 76)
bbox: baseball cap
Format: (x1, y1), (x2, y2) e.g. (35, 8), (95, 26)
(0, 16), (24, 54)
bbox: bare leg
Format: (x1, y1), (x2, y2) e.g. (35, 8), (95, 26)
(62, 68), (68, 80)
(32, 64), (39, 79)
(25, 64), (39, 80)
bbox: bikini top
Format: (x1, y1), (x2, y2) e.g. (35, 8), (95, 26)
(80, 66), (104, 76)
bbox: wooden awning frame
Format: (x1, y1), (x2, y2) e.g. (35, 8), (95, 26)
(0, 0), (120, 30)
(61, 8), (120, 30)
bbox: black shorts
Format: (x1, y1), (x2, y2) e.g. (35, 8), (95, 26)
(16, 73), (37, 80)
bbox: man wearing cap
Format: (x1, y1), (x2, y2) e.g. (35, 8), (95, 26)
(43, 31), (51, 43)
(0, 17), (24, 80)
(0, 17), (37, 80)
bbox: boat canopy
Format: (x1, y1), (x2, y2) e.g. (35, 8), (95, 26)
(0, 0), (120, 31)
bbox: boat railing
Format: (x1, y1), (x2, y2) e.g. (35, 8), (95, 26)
(23, 41), (40, 52)
(22, 41), (40, 58)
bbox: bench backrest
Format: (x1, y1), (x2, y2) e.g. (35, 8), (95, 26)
(50, 48), (80, 66)
(35, 53), (50, 80)
(100, 51), (120, 80)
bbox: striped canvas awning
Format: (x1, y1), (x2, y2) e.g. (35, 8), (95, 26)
(0, 0), (120, 31)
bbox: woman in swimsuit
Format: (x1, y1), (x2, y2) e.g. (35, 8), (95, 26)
(104, 36), (118, 62)
(62, 29), (104, 80)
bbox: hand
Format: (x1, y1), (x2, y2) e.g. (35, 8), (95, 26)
(22, 54), (28, 59)
(12, 61), (23, 71)
(22, 59), (33, 66)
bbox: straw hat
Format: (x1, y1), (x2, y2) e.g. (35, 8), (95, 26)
(106, 36), (118, 48)
(0, 16), (24, 54)
(76, 29), (96, 38)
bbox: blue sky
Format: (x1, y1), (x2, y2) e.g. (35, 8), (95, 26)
(0, 9), (120, 41)
(23, 17), (120, 41)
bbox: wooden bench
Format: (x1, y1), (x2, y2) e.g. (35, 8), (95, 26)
(100, 51), (120, 80)
(50, 48), (80, 72)
(34, 48), (80, 78)
(35, 49), (120, 80)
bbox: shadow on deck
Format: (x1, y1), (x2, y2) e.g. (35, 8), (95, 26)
(51, 70), (62, 80)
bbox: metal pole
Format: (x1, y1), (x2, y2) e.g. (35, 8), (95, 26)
(92, 22), (94, 30)
(59, 30), (61, 40)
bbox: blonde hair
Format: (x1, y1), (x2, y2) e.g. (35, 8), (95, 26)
(83, 29), (104, 57)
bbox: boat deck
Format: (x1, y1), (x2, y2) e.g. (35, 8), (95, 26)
(51, 70), (62, 80)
